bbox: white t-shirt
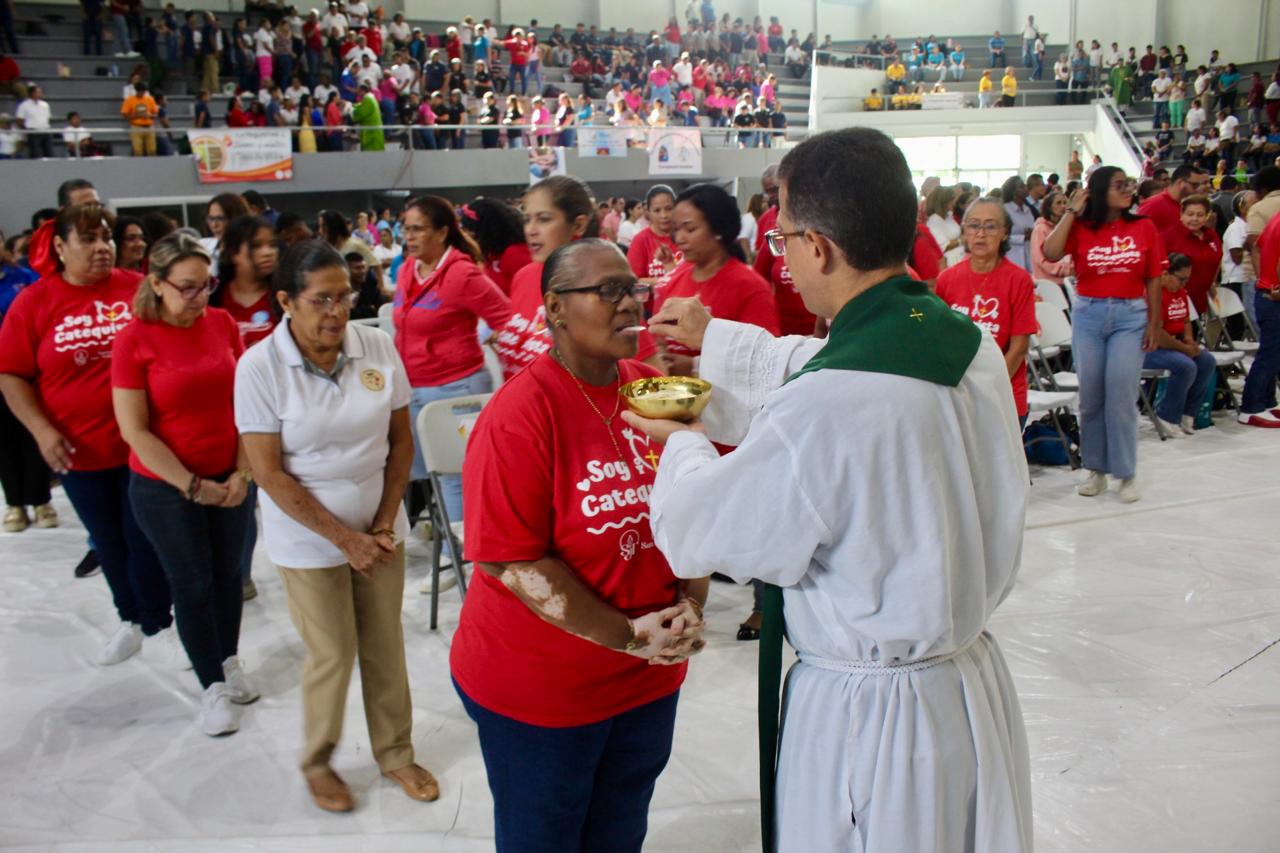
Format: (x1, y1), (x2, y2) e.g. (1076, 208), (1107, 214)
(313, 83), (338, 104)
(388, 20), (410, 42)
(372, 242), (400, 287)
(1151, 77), (1172, 101)
(1222, 216), (1253, 282)
(1107, 49), (1123, 67)
(1217, 114), (1239, 142)
(1186, 107), (1206, 132)
(345, 1), (368, 29)
(285, 84), (309, 104)
(320, 12), (347, 37)
(617, 219), (640, 247)
(1088, 47), (1103, 68)
(784, 45), (804, 65)
(0, 129), (19, 156)
(62, 125), (91, 145)
(254, 28), (274, 58)
(738, 212), (758, 246)
(355, 63), (382, 88)
(16, 98), (51, 130)
(1267, 81), (1280, 100)
(234, 320), (412, 569)
(673, 59), (694, 86)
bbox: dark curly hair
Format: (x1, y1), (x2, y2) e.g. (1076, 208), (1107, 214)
(458, 197), (527, 260)
(674, 183), (747, 263)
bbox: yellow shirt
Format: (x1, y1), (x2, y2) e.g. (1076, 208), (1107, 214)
(864, 95), (884, 111)
(1001, 75), (1018, 97)
(978, 76), (993, 93)
(887, 63), (905, 81)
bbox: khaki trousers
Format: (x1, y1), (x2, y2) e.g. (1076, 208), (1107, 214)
(277, 545), (414, 778)
(129, 128), (156, 156)
(201, 54), (219, 96)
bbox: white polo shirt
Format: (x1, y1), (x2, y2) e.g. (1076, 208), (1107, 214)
(235, 319), (411, 569)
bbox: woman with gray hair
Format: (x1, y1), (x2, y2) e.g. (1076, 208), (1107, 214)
(452, 238), (706, 852)
(111, 230), (257, 736)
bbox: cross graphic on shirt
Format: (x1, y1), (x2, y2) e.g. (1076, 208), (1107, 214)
(645, 449), (661, 469)
(909, 309), (925, 322)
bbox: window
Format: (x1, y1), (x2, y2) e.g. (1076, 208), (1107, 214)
(896, 134), (1022, 191)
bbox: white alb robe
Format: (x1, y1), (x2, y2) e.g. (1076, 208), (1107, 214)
(649, 319), (1034, 853)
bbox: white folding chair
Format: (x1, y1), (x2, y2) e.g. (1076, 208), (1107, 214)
(1035, 279), (1070, 313)
(1208, 287), (1258, 352)
(1032, 301), (1076, 387)
(378, 301), (395, 340)
(415, 393), (492, 629)
(1190, 298), (1245, 413)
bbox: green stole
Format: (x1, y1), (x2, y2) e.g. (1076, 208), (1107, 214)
(757, 275), (981, 852)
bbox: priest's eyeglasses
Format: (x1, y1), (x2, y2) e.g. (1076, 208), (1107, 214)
(160, 278), (217, 300)
(765, 228), (805, 257)
(553, 280), (652, 304)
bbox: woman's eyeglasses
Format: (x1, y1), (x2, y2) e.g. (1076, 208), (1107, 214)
(553, 280), (652, 304)
(963, 222), (1004, 234)
(160, 279), (216, 300)
(764, 228), (804, 258)
(298, 290), (359, 312)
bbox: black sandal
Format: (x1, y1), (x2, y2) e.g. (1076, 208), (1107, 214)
(737, 622), (762, 641)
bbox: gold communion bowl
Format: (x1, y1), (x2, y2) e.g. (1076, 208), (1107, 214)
(619, 376), (713, 421)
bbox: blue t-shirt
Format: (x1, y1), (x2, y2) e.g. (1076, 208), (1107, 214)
(950, 50), (965, 65)
(989, 36), (1006, 52)
(927, 49), (944, 67)
(0, 263), (39, 322)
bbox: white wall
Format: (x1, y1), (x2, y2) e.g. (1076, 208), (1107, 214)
(504, 0), (596, 28)
(1155, 0), (1264, 70)
(1088, 104), (1142, 174)
(1022, 132), (1072, 176)
(403, 0), (497, 23)
(808, 64), (886, 128)
(1072, 0), (1156, 56)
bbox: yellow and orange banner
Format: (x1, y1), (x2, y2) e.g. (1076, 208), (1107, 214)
(186, 129), (293, 184)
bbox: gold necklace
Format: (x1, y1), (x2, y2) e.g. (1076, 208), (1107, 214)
(552, 349), (628, 467)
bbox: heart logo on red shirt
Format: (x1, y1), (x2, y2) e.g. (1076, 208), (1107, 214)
(973, 295), (1000, 320)
(95, 300), (130, 323)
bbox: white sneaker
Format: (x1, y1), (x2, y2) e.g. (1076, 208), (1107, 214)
(97, 622), (143, 665)
(1180, 415), (1197, 435)
(1077, 471), (1107, 497)
(1157, 418), (1186, 438)
(222, 656), (260, 704)
(200, 683), (239, 736)
(1118, 478), (1142, 503)
(419, 567), (459, 594)
(144, 625), (193, 671)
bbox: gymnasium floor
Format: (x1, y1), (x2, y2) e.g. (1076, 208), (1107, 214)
(2, 417), (1277, 852)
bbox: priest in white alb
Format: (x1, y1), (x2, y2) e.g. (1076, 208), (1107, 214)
(621, 127), (1034, 853)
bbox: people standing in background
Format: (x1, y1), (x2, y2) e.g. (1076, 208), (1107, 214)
(1158, 195), (1222, 314)
(627, 184), (681, 293)
(212, 215), (278, 348)
(1222, 190), (1257, 328)
(1043, 167), (1166, 502)
(0, 204), (174, 662)
(1030, 190), (1074, 286)
(111, 231), (258, 735)
(1002, 176), (1035, 271)
(392, 196), (511, 523)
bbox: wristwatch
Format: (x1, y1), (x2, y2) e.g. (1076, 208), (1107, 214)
(624, 619), (642, 652)
(238, 467), (254, 484)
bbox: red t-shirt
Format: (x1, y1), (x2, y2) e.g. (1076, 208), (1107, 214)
(1137, 190), (1182, 234)
(493, 262), (657, 382)
(484, 242), (533, 296)
(219, 290), (276, 348)
(1160, 223), (1222, 312)
(393, 248), (513, 387)
(753, 243), (815, 336)
(111, 308), (243, 480)
(452, 354), (686, 727)
(911, 223), (943, 282)
(626, 227), (682, 288)
(754, 206), (778, 255)
(1158, 287), (1191, 336)
(1064, 217), (1167, 299)
(651, 258), (780, 357)
(0, 269), (141, 471)
(1257, 212), (1280, 291)
(935, 258), (1037, 416)
(502, 37), (530, 66)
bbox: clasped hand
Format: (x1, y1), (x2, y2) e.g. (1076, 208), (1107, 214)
(626, 597), (707, 666)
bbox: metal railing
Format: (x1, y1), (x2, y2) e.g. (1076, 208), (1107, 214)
(0, 121), (796, 159)
(822, 84), (1109, 112)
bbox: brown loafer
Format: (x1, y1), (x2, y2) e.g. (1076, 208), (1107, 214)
(382, 763), (440, 802)
(306, 768), (355, 813)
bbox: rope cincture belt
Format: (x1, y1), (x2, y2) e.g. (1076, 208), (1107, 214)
(757, 583), (976, 853)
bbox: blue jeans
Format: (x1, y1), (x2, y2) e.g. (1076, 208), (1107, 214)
(110, 12), (130, 52)
(415, 127), (438, 149)
(1144, 347), (1216, 423)
(1242, 290), (1280, 414)
(83, 16), (104, 55)
(408, 368), (493, 519)
(1152, 100), (1169, 128)
(129, 473), (251, 688)
(528, 61), (543, 94)
(1242, 279), (1259, 330)
(61, 466), (172, 634)
(455, 680), (678, 853)
(1071, 296), (1149, 480)
(511, 64), (527, 95)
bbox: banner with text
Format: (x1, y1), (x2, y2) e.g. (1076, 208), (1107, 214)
(577, 127), (629, 158)
(186, 129), (293, 184)
(648, 128), (703, 176)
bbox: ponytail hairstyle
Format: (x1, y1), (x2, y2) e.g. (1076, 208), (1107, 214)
(1079, 165), (1139, 230)
(527, 174), (598, 240)
(457, 197), (526, 260)
(404, 195), (484, 263)
(675, 182), (747, 263)
(135, 229), (211, 322)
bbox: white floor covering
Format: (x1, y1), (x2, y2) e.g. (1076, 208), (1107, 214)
(2, 415), (1279, 852)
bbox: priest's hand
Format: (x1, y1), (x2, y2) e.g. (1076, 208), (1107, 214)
(621, 410), (705, 444)
(648, 296), (712, 351)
